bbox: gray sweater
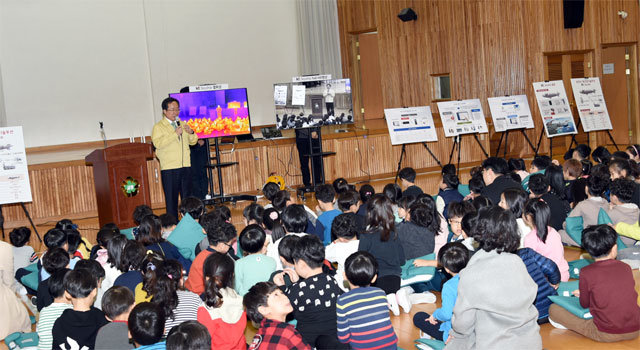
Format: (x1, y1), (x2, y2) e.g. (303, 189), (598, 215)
(396, 221), (435, 260)
(447, 249), (541, 350)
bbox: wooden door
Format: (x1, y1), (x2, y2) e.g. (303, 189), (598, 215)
(601, 46), (631, 145)
(358, 32), (384, 120)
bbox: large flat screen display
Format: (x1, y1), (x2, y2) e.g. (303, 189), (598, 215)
(273, 79), (353, 129)
(169, 88), (251, 139)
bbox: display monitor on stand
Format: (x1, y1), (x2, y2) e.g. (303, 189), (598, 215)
(169, 88), (256, 204)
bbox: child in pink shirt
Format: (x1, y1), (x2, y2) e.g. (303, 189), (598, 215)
(523, 198), (569, 281)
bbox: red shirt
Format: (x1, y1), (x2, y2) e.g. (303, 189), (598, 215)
(579, 259), (640, 334)
(184, 248), (214, 295)
(249, 319), (311, 350)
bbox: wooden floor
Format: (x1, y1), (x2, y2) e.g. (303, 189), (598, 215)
(3, 179), (640, 349)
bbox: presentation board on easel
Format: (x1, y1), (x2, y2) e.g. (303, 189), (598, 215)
(532, 80), (578, 137)
(487, 95), (535, 132)
(384, 107), (438, 145)
(436, 99), (489, 137)
(0, 126), (32, 205)
(569, 77), (613, 132)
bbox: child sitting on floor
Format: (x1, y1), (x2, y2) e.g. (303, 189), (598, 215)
(129, 302), (166, 349)
(315, 184), (342, 245)
(95, 286), (135, 350)
(549, 225), (640, 342)
(606, 178), (640, 246)
(36, 269), (72, 350)
(234, 225), (277, 296)
(325, 213), (360, 291)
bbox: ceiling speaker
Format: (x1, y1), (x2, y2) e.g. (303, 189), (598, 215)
(398, 8), (417, 22)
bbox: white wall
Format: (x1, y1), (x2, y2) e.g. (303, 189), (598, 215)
(0, 0), (300, 147)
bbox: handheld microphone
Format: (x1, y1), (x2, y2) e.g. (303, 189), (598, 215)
(176, 120), (182, 141)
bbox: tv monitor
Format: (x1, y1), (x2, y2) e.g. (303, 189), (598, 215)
(169, 88), (251, 139)
(273, 78), (353, 129)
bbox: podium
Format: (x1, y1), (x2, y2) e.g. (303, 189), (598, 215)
(85, 143), (154, 228)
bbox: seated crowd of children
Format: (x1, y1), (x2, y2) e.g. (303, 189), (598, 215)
(1, 143), (640, 349)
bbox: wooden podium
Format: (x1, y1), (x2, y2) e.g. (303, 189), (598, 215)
(85, 142), (154, 228)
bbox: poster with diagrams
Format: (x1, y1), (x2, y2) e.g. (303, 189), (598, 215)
(570, 77), (613, 132)
(487, 95), (535, 132)
(436, 99), (489, 137)
(384, 106), (438, 145)
(0, 126), (33, 205)
(532, 80), (578, 137)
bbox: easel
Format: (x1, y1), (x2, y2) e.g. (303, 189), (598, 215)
(394, 142), (442, 183)
(566, 118), (620, 152)
(204, 138), (257, 205)
(0, 203), (42, 242)
(448, 133), (488, 176)
(297, 127), (336, 198)
(494, 128), (536, 158)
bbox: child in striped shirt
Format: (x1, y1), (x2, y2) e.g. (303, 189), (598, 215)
(36, 269), (72, 350)
(336, 251), (398, 349)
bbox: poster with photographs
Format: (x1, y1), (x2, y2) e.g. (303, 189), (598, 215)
(436, 99), (489, 137)
(570, 77), (613, 132)
(384, 107), (438, 145)
(532, 80), (578, 137)
(0, 126), (33, 205)
(487, 95), (535, 132)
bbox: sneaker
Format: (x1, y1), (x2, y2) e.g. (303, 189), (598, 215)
(387, 293), (400, 316)
(410, 292), (437, 304)
(548, 318), (567, 330)
(398, 286), (415, 295)
(419, 330), (432, 340)
(397, 287), (412, 313)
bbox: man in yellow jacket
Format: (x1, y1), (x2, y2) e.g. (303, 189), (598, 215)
(152, 97), (199, 219)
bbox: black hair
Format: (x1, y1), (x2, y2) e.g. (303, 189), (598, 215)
(239, 225), (267, 254)
(524, 198), (551, 243)
(505, 172), (522, 184)
(214, 205), (231, 222)
(74, 259), (105, 282)
(528, 173), (549, 196)
(262, 182), (281, 202)
(203, 252), (235, 308)
(337, 191), (360, 212)
(263, 208), (286, 242)
(243, 203), (264, 226)
(531, 155), (552, 171)
(278, 234), (300, 264)
(442, 164), (456, 176)
(586, 169), (610, 197)
(472, 207), (520, 253)
(574, 144), (591, 160)
(133, 205), (153, 226)
(592, 146), (612, 165)
(461, 212), (477, 237)
(101, 222), (120, 234)
(382, 183), (402, 204)
(107, 234), (128, 269)
(468, 177), (485, 194)
(398, 167), (417, 183)
(627, 144), (640, 158)
(102, 285), (135, 320)
(64, 269), (97, 298)
(469, 166), (484, 179)
(581, 159), (593, 176)
(545, 165), (566, 200)
(129, 302), (166, 346)
(272, 190), (291, 211)
(291, 235), (325, 269)
(359, 184), (375, 204)
(55, 219), (76, 231)
(162, 97), (179, 110)
(581, 224), (618, 258)
(344, 251), (378, 287)
(96, 228), (117, 249)
(481, 157), (509, 175)
(119, 240), (146, 273)
(179, 196), (205, 221)
(397, 195), (416, 211)
(159, 213), (178, 228)
(140, 251), (165, 302)
(447, 200), (476, 219)
(501, 187), (528, 217)
(564, 148), (575, 161)
(409, 203), (440, 233)
(149, 259), (183, 323)
(167, 320), (211, 350)
(437, 242), (470, 273)
(610, 178), (635, 203)
(331, 213), (359, 239)
(48, 268), (70, 299)
(609, 159), (633, 179)
(43, 247), (70, 274)
(243, 282), (281, 323)
(612, 151), (630, 160)
(281, 204), (307, 233)
(137, 214), (163, 245)
(366, 194), (396, 242)
(508, 158), (526, 172)
(9, 227), (31, 247)
(442, 173), (460, 190)
(65, 229), (83, 256)
(204, 221), (237, 246)
(315, 184), (336, 204)
(44, 228), (67, 249)
(332, 178), (352, 194)
(472, 195), (492, 211)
